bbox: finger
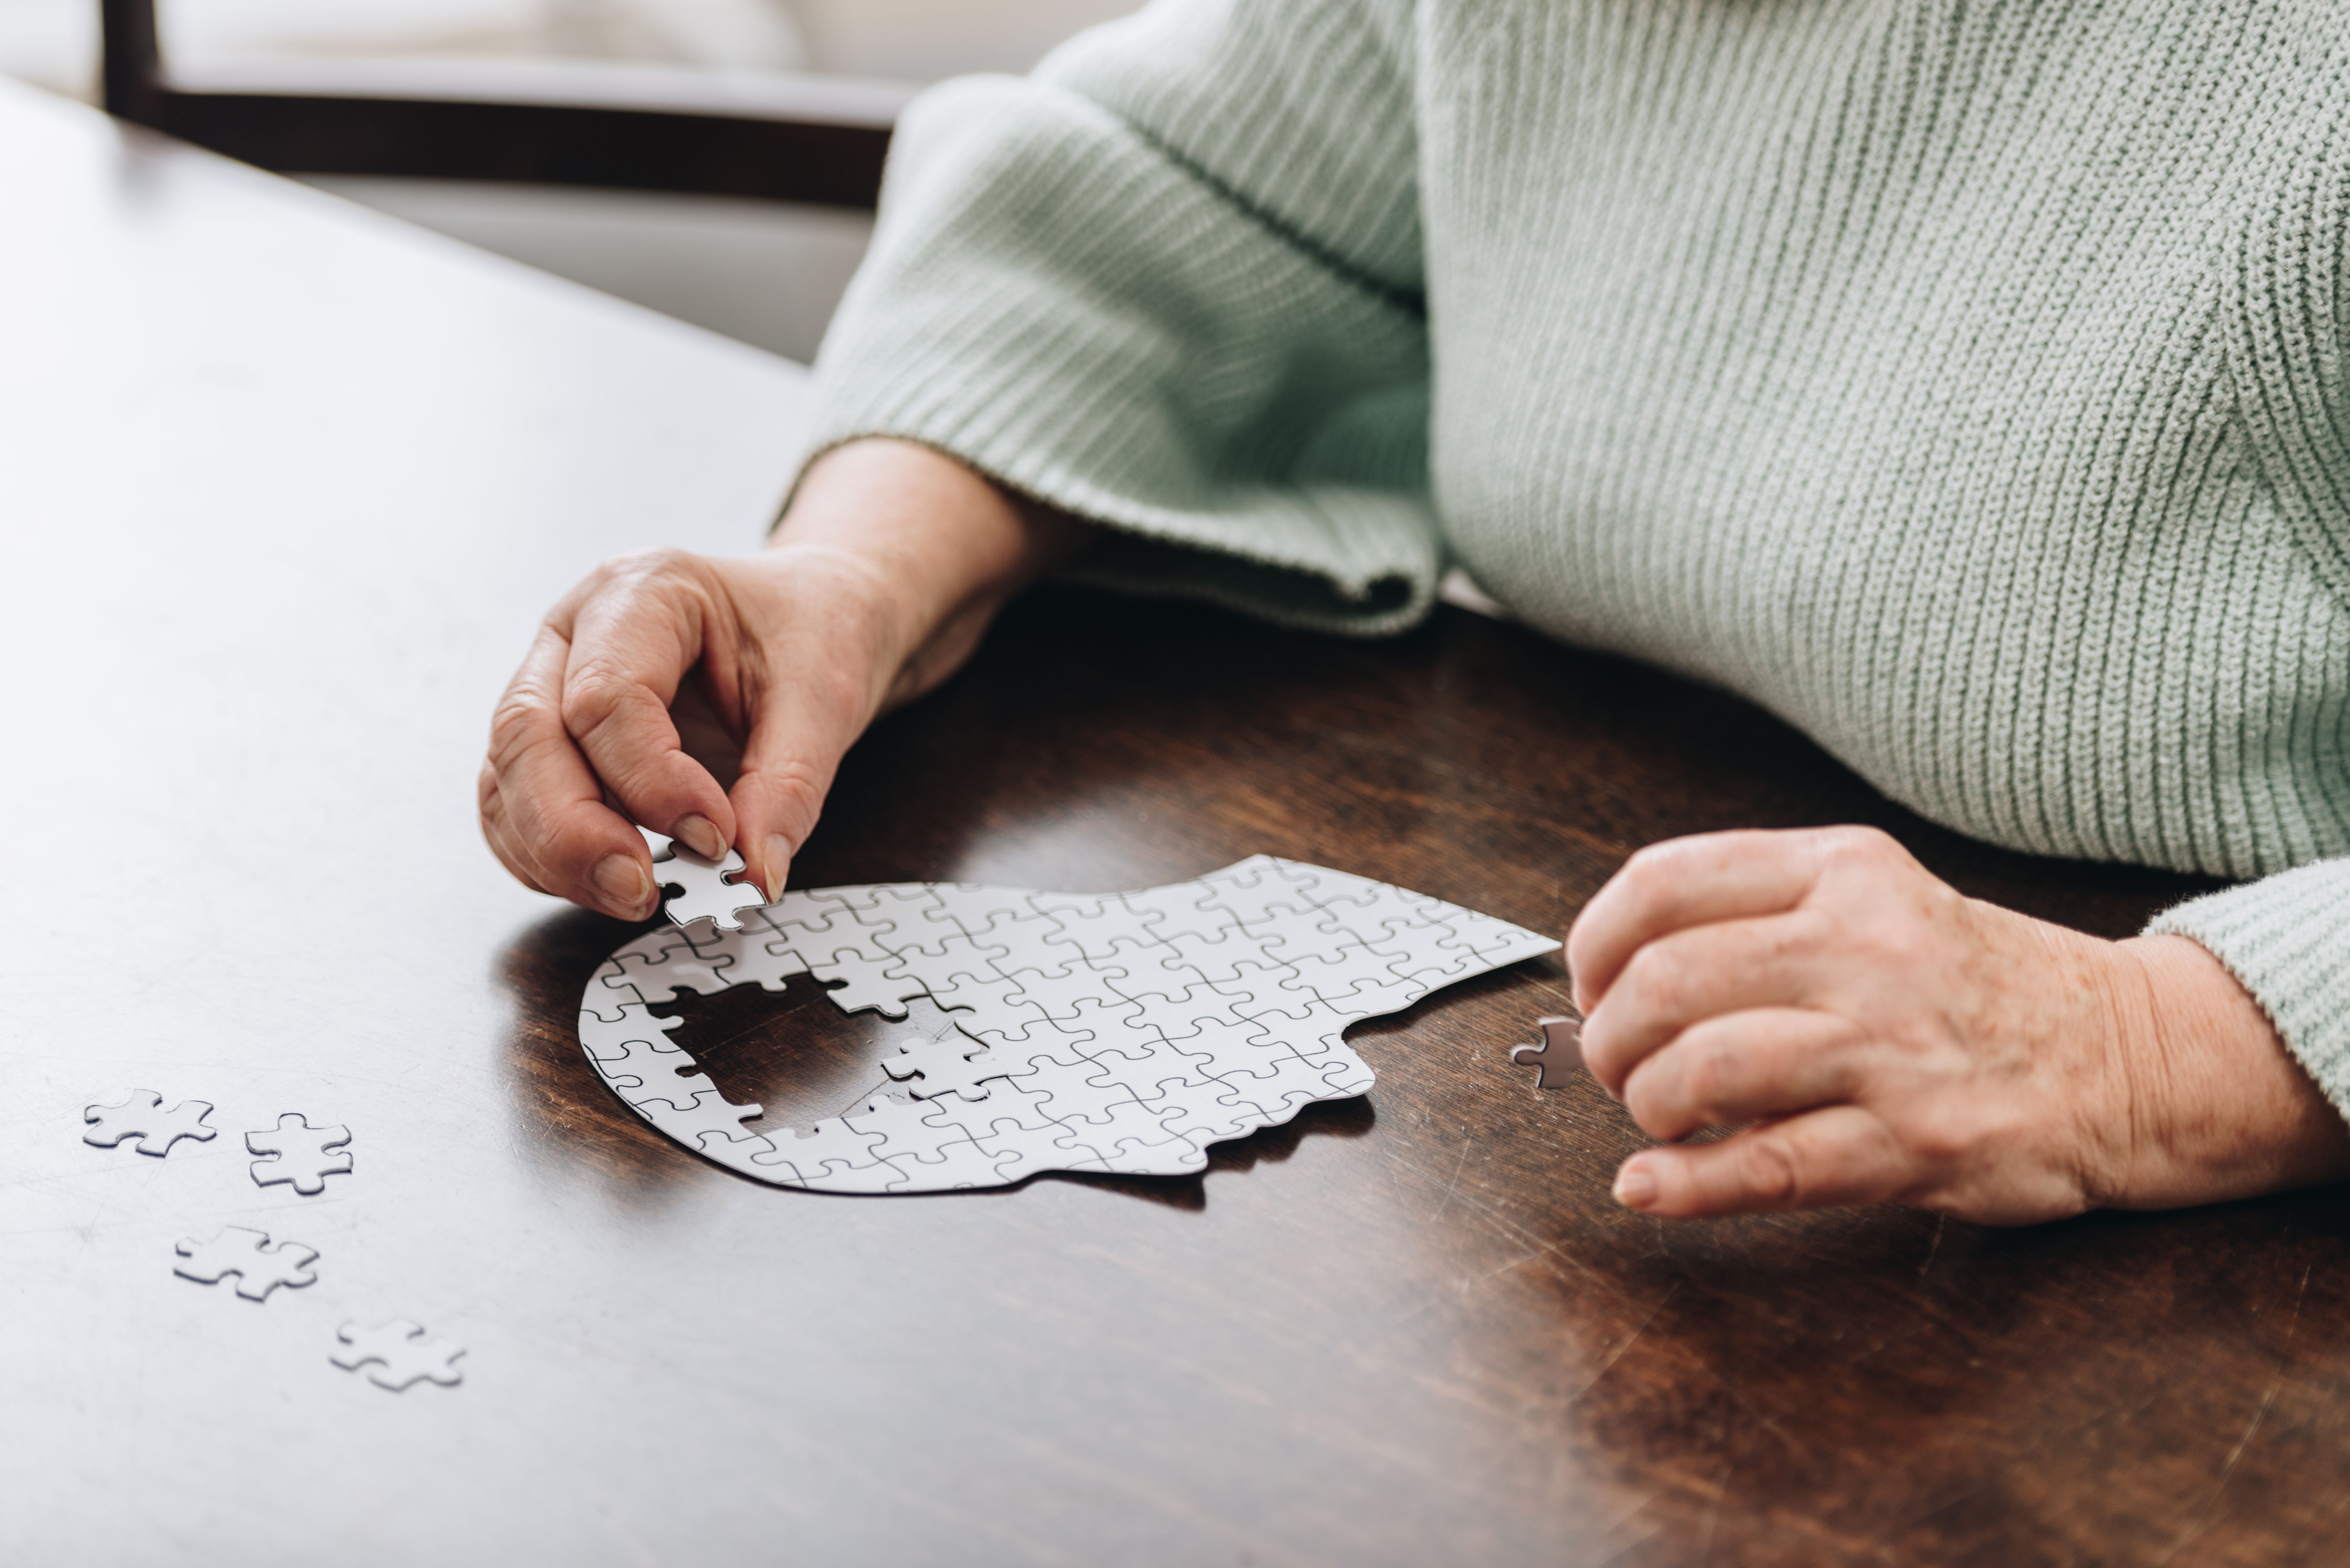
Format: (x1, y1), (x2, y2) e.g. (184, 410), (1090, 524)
(560, 558), (739, 862)
(486, 624), (661, 919)
(1611, 1104), (1913, 1217)
(728, 642), (868, 902)
(1568, 826), (1901, 1014)
(1619, 1007), (1865, 1142)
(1579, 910), (1833, 1095)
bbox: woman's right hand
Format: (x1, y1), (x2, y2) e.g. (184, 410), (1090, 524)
(477, 438), (1094, 920)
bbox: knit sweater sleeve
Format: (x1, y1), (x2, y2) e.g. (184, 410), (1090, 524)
(2146, 864), (2350, 1119)
(794, 0), (1440, 635)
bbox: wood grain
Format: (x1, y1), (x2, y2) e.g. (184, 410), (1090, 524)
(494, 586), (2338, 1566)
(14, 81), (2334, 1559)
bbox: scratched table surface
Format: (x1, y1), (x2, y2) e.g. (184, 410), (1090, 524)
(5, 76), (2346, 1568)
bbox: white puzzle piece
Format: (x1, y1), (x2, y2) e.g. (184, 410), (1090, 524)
(246, 1113), (353, 1195)
(82, 1091), (217, 1156)
(578, 856), (1558, 1193)
(331, 1320), (466, 1390)
(647, 833), (767, 932)
(173, 1226), (319, 1301)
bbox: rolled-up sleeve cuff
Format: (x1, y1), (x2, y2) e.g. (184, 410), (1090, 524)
(2145, 858), (2350, 1117)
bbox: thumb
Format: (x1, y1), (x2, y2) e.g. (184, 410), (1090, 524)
(729, 750), (836, 903)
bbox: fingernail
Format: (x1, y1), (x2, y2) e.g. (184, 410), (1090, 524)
(671, 813), (726, 862)
(592, 853), (654, 919)
(1613, 1164), (1658, 1210)
(763, 833), (794, 902)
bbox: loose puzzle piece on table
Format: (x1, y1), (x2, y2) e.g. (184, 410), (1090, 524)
(331, 1320), (466, 1390)
(83, 1091), (217, 1157)
(173, 1226), (319, 1301)
(584, 852), (1559, 1194)
(247, 1113), (352, 1195)
(1510, 1015), (1584, 1090)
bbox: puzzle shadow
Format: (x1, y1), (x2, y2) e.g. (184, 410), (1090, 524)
(1021, 1095), (1376, 1211)
(496, 907), (1378, 1213)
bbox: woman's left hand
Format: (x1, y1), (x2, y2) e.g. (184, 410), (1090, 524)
(1567, 826), (2350, 1225)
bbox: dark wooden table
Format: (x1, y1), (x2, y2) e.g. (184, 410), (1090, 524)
(7, 76), (2346, 1568)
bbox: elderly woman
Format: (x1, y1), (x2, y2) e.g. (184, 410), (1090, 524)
(478, 0), (2350, 1224)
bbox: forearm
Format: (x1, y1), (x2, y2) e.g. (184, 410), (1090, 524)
(793, 32), (1442, 642)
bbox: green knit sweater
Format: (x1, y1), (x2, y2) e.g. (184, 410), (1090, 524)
(799, 0), (2350, 1114)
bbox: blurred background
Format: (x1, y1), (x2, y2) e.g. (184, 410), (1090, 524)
(1, 0), (1141, 359)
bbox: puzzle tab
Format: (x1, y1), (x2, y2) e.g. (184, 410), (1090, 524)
(580, 856), (1558, 1194)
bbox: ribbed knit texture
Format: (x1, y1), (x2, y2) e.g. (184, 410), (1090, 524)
(802, 0), (2350, 1111)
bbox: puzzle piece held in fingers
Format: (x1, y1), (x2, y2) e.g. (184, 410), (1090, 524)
(649, 835), (768, 933)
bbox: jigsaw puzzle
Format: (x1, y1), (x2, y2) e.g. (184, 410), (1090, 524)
(579, 853), (1558, 1193)
(247, 1114), (353, 1195)
(331, 1320), (466, 1391)
(173, 1226), (319, 1300)
(1511, 1015), (1584, 1089)
(83, 1091), (217, 1156)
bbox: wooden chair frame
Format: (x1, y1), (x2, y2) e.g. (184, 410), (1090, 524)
(98, 0), (896, 208)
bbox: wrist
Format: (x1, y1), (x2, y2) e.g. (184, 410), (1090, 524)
(773, 439), (1093, 689)
(2101, 934), (2350, 1209)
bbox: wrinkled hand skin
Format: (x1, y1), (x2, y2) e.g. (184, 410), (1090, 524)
(478, 439), (1093, 923)
(1568, 827), (2350, 1225)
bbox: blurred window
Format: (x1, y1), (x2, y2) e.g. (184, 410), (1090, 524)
(2, 0), (1141, 363)
(3, 0), (1142, 98)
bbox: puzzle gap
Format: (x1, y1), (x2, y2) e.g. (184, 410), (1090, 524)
(645, 970), (942, 1133)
